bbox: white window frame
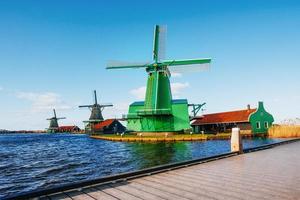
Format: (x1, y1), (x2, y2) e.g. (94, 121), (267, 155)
(256, 122), (261, 129)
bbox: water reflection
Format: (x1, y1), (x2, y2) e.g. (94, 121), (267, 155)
(126, 142), (191, 168)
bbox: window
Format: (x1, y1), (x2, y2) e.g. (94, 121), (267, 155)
(264, 122), (269, 128)
(256, 122), (261, 129)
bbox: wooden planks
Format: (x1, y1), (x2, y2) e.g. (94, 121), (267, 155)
(48, 193), (72, 200)
(65, 190), (95, 200)
(82, 187), (118, 200)
(45, 141), (300, 200)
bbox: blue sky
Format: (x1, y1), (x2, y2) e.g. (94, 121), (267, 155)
(0, 0), (299, 130)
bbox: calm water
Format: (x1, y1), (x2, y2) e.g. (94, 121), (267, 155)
(0, 133), (283, 199)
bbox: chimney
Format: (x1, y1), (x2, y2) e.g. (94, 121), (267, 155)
(247, 104), (250, 111)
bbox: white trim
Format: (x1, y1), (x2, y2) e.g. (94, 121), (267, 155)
(154, 71), (159, 110)
(264, 121), (269, 128)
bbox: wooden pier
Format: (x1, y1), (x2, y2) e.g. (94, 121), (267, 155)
(8, 139), (300, 200)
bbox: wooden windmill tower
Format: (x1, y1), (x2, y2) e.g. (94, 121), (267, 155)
(47, 109), (66, 133)
(107, 25), (211, 133)
(79, 90), (113, 132)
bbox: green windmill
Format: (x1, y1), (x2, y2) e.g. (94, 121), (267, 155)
(47, 109), (66, 133)
(107, 25), (211, 133)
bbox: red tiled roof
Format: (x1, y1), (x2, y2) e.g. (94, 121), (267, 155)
(192, 108), (257, 125)
(94, 119), (115, 130)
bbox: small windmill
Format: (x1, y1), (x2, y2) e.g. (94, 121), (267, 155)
(79, 90), (113, 132)
(47, 109), (66, 133)
(106, 25), (211, 133)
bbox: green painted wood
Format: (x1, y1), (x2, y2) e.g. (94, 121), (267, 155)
(249, 102), (274, 134)
(127, 99), (190, 132)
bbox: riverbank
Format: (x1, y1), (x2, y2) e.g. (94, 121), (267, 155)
(90, 132), (265, 142)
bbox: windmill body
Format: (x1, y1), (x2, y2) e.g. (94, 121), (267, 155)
(47, 109), (66, 133)
(107, 25), (211, 133)
(79, 90), (113, 132)
(89, 106), (104, 121)
(49, 118), (59, 130)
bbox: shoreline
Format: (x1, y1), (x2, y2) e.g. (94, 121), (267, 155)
(90, 133), (267, 142)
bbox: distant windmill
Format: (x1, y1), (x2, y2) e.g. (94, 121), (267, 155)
(79, 90), (113, 131)
(47, 109), (66, 133)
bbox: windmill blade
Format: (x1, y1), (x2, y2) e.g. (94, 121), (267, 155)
(94, 90), (98, 105)
(153, 25), (167, 61)
(100, 103), (113, 107)
(163, 58), (211, 66)
(106, 61), (150, 69)
(79, 105), (93, 108)
(168, 63), (210, 74)
(163, 58), (211, 74)
(53, 109), (57, 118)
(57, 117), (66, 120)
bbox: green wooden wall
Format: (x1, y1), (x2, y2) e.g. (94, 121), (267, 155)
(126, 99), (190, 132)
(249, 102), (274, 134)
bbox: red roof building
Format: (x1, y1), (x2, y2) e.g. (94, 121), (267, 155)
(191, 105), (257, 134)
(192, 108), (256, 125)
(94, 119), (115, 130)
(58, 126), (80, 133)
(92, 119), (126, 134)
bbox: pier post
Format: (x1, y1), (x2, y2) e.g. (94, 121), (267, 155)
(231, 128), (243, 153)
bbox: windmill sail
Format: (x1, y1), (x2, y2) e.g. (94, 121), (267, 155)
(153, 25), (166, 61)
(94, 90), (98, 105)
(53, 109), (57, 118)
(106, 61), (150, 69)
(165, 58), (211, 74)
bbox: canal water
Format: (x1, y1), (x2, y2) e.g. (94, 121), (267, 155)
(0, 133), (283, 199)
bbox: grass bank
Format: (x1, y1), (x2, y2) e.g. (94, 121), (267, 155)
(268, 125), (300, 138)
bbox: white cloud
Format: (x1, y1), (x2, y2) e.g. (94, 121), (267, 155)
(130, 82), (189, 100)
(16, 92), (71, 112)
(171, 82), (189, 95)
(104, 101), (129, 119)
(130, 86), (146, 100)
(171, 72), (182, 78)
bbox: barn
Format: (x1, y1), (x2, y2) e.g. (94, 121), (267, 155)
(93, 119), (126, 134)
(191, 102), (274, 134)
